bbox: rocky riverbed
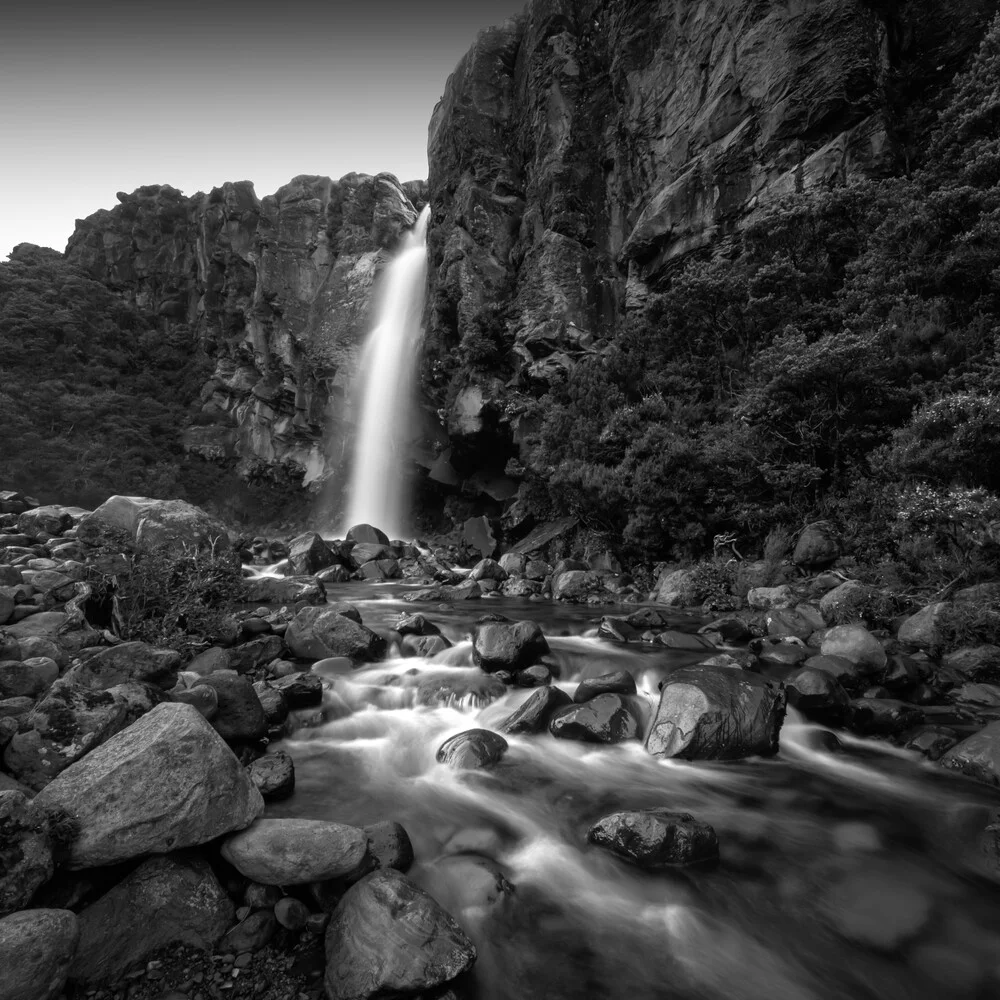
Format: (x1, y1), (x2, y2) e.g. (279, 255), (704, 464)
(1, 489), (999, 1000)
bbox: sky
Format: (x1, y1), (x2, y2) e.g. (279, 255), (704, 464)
(0, 0), (523, 259)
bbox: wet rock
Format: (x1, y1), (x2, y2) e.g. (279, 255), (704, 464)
(515, 664), (551, 687)
(436, 729), (508, 769)
(415, 671), (507, 709)
(573, 670), (636, 703)
(820, 624), (887, 673)
(227, 635), (284, 674)
(552, 570), (604, 602)
(939, 721), (1000, 788)
(626, 608), (671, 630)
(943, 645), (1000, 684)
(68, 854), (233, 984)
(288, 531), (338, 576)
(654, 630), (716, 651)
(793, 521), (840, 568)
(221, 818), (369, 885)
(952, 683), (1000, 706)
(363, 820), (414, 873)
(0, 908), (79, 1000)
(285, 606), (387, 662)
(324, 868), (476, 1000)
(272, 671), (323, 708)
(897, 602), (950, 650)
(597, 617), (642, 642)
(784, 668), (850, 723)
(317, 564), (353, 584)
(194, 672), (267, 742)
(3, 679), (131, 790)
(219, 909), (276, 953)
(63, 642), (181, 691)
(470, 558), (507, 582)
(32, 703), (263, 868)
(847, 698), (923, 736)
(0, 791), (53, 916)
(904, 726), (959, 761)
(588, 810), (719, 868)
(645, 666), (785, 760)
(549, 694), (640, 744)
(248, 750), (295, 800)
(471, 618), (549, 673)
(395, 613), (443, 637)
(804, 654), (865, 690)
(755, 640), (808, 668)
(401, 633), (451, 657)
(820, 866), (932, 952)
(253, 682), (290, 727)
(498, 686), (572, 735)
(244, 576), (326, 605)
(347, 524), (390, 546)
(500, 577), (542, 598)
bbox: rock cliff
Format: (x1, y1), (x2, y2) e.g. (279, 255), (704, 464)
(67, 173), (426, 490)
(424, 0), (997, 490)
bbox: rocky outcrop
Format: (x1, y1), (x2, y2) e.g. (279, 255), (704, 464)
(66, 174), (427, 488)
(424, 0), (998, 488)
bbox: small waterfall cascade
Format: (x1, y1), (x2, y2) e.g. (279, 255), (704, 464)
(342, 205), (431, 539)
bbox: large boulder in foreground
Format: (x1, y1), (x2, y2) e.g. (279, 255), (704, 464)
(77, 495), (230, 553)
(69, 854), (233, 984)
(471, 619), (549, 673)
(0, 791), (53, 916)
(588, 810), (719, 868)
(32, 702), (263, 868)
(285, 606), (386, 663)
(0, 908), (79, 1000)
(939, 721), (1000, 788)
(221, 818), (368, 885)
(324, 869), (476, 1000)
(644, 666), (785, 760)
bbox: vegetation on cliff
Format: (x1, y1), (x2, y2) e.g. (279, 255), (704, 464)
(519, 14), (1000, 584)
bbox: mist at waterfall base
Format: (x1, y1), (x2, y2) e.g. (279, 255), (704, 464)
(337, 206), (431, 540)
(267, 589), (1000, 1000)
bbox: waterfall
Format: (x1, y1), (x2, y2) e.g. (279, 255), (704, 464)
(341, 205), (431, 539)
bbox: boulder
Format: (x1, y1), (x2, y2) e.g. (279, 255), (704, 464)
(784, 668), (850, 723)
(400, 634), (451, 658)
(194, 673), (267, 742)
(324, 869), (476, 1000)
(819, 580), (879, 624)
(847, 698), (923, 736)
(219, 910), (277, 954)
(436, 729), (508, 769)
(939, 721), (1000, 788)
(897, 602), (951, 650)
(287, 532), (338, 576)
(470, 558), (507, 582)
(0, 658), (58, 699)
(244, 576), (326, 605)
(819, 624), (886, 671)
(498, 686), (572, 735)
(0, 791), (53, 916)
(573, 670), (636, 703)
(471, 619), (549, 673)
(3, 680), (131, 790)
(552, 570), (604, 602)
(63, 642), (181, 691)
(644, 666), (785, 760)
(792, 521), (840, 568)
(252, 682), (289, 728)
(171, 683), (219, 721)
(942, 646), (1000, 685)
(588, 810), (719, 867)
(68, 855), (233, 984)
(363, 820), (414, 873)
(77, 495), (230, 553)
(764, 610), (813, 640)
(346, 524), (390, 546)
(248, 750), (295, 800)
(275, 896), (310, 931)
(285, 606), (386, 663)
(516, 664), (551, 687)
(395, 614), (442, 637)
(227, 635), (284, 674)
(549, 694), (640, 744)
(272, 671), (323, 708)
(221, 818), (368, 885)
(747, 586), (796, 610)
(0, 909), (79, 1000)
(655, 630), (716, 651)
(804, 654), (866, 690)
(652, 569), (699, 607)
(32, 703), (263, 868)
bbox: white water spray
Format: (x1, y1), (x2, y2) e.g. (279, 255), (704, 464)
(342, 205), (431, 539)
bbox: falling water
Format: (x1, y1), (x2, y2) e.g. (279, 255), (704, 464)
(342, 205), (432, 538)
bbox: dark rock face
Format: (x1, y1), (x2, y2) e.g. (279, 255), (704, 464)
(588, 810), (719, 868)
(195, 673), (268, 742)
(324, 869), (476, 1000)
(362, 820), (414, 873)
(424, 0), (995, 476)
(0, 791), (53, 916)
(471, 619), (549, 672)
(248, 750), (295, 800)
(574, 670), (637, 703)
(0, 908), (80, 1000)
(644, 666), (785, 760)
(436, 729), (509, 769)
(285, 606), (387, 663)
(66, 175), (426, 488)
(785, 668), (850, 724)
(549, 694), (640, 744)
(498, 685), (572, 735)
(939, 721), (1000, 788)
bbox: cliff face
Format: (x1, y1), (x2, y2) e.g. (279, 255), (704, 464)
(67, 174), (425, 488)
(425, 0), (997, 484)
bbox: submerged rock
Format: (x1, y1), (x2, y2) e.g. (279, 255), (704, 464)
(324, 869), (476, 1000)
(644, 666), (785, 760)
(549, 694), (640, 744)
(68, 855), (233, 984)
(436, 729), (508, 769)
(32, 703), (263, 868)
(588, 810), (719, 868)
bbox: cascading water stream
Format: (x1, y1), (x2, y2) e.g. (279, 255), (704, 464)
(342, 205), (432, 539)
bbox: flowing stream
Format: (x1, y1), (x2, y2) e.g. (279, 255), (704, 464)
(269, 587), (1000, 1000)
(341, 206), (432, 539)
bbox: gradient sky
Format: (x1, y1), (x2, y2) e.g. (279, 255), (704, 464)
(0, 0), (522, 258)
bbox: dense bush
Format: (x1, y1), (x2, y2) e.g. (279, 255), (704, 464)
(520, 15), (1000, 569)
